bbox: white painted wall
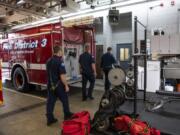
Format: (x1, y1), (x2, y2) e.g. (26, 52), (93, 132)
(94, 12), (132, 57)
(79, 0), (180, 59)
(111, 13), (132, 57)
(13, 0), (180, 57)
(91, 0), (180, 57)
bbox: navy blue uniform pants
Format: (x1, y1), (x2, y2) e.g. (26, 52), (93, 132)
(82, 74), (95, 99)
(104, 69), (111, 91)
(46, 86), (70, 121)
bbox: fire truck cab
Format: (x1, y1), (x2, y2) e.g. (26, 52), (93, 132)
(0, 22), (95, 91)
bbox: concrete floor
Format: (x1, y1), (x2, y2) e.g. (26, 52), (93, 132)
(0, 85), (104, 135)
(1, 80), (180, 135)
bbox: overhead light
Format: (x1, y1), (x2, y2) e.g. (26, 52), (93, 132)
(0, 14), (6, 18)
(86, 0), (95, 5)
(17, 0), (26, 5)
(97, 0), (111, 5)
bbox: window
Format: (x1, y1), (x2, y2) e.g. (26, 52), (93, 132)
(120, 48), (130, 61)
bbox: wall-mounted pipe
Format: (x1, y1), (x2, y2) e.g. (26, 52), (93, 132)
(178, 8), (180, 34)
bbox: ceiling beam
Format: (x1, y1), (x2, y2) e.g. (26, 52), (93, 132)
(23, 0), (49, 9)
(8, 0), (15, 3)
(49, 3), (60, 8)
(24, 0), (59, 12)
(44, 0), (61, 3)
(0, 1), (47, 17)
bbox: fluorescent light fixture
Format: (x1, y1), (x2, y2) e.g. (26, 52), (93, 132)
(30, 17), (57, 25)
(0, 14), (6, 18)
(17, 0), (26, 5)
(97, 0), (111, 5)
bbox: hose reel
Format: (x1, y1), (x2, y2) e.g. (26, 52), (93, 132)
(125, 65), (135, 98)
(108, 67), (126, 86)
(94, 87), (126, 132)
(125, 87), (134, 98)
(100, 86), (126, 109)
(127, 66), (134, 78)
(127, 79), (134, 87)
(93, 66), (131, 133)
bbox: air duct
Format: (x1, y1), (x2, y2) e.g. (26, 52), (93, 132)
(62, 0), (80, 12)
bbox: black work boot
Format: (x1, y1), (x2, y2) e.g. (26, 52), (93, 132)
(88, 95), (94, 100)
(82, 96), (87, 101)
(47, 118), (58, 126)
(64, 112), (74, 120)
(82, 98), (87, 101)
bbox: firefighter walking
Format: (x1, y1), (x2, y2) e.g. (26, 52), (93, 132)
(46, 46), (73, 126)
(101, 47), (116, 91)
(79, 45), (96, 101)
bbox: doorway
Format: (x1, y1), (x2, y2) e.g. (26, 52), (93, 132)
(117, 44), (132, 70)
(96, 45), (103, 79)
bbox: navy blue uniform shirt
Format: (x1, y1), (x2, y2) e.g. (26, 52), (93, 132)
(79, 52), (95, 75)
(46, 56), (66, 89)
(101, 52), (116, 70)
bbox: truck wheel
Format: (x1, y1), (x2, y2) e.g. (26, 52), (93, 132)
(13, 67), (28, 92)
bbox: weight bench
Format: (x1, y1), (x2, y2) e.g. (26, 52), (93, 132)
(147, 90), (180, 111)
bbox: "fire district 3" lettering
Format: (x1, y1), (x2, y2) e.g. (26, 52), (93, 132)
(2, 38), (47, 50)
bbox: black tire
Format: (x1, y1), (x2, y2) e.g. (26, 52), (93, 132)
(13, 67), (28, 92)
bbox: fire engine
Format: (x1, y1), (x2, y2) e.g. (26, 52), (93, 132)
(0, 20), (95, 91)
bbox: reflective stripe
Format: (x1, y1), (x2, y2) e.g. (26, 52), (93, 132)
(2, 62), (46, 70)
(41, 64), (46, 70)
(29, 64), (46, 70)
(2, 62), (9, 68)
(1, 31), (60, 41)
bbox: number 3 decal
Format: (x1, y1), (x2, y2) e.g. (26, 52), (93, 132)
(41, 38), (47, 47)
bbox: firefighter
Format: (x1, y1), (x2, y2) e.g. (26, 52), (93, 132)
(79, 45), (96, 101)
(101, 47), (116, 91)
(46, 46), (73, 126)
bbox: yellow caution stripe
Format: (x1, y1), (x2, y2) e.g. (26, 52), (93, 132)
(0, 90), (3, 105)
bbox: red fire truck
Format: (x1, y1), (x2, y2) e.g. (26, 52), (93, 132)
(0, 22), (95, 91)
